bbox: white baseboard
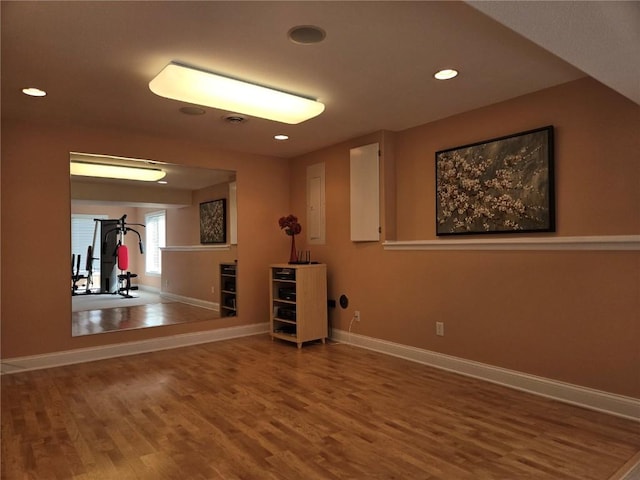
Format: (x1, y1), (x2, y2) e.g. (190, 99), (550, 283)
(4, 324), (637, 421)
(138, 284), (160, 293)
(132, 286), (219, 311)
(331, 329), (640, 421)
(160, 291), (219, 311)
(1, 322), (269, 375)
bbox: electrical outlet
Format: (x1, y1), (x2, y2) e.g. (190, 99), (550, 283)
(354, 310), (361, 322)
(436, 322), (444, 336)
(211, 286), (215, 294)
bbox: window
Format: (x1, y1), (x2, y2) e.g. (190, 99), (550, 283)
(145, 211), (166, 275)
(71, 214), (106, 275)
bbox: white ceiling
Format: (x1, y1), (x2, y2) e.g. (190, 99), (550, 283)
(1, 1), (635, 160)
(467, 1), (639, 107)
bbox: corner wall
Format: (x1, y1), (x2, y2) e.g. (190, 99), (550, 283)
(289, 78), (640, 398)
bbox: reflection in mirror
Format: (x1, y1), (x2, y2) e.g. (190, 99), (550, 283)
(70, 152), (238, 336)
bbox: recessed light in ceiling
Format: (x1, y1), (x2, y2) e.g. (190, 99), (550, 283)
(223, 114), (248, 124)
(157, 180), (168, 184)
(179, 106), (205, 115)
(434, 69), (459, 80)
(22, 87), (46, 97)
(288, 25), (326, 45)
(274, 134), (289, 141)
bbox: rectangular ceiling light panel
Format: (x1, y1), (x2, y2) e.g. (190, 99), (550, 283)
(149, 62), (325, 124)
(70, 162), (166, 182)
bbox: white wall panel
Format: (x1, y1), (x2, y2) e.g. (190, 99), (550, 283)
(350, 143), (380, 242)
(307, 162), (326, 244)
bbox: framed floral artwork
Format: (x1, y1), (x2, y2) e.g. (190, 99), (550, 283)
(435, 126), (555, 236)
(200, 199), (226, 244)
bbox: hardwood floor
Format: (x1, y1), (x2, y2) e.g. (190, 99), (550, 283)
(2, 335), (639, 479)
(72, 302), (220, 336)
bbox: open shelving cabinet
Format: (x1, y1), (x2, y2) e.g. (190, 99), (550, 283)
(220, 262), (237, 317)
(269, 263), (327, 348)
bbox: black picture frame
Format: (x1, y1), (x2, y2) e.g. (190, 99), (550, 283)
(200, 199), (227, 244)
(435, 126), (555, 236)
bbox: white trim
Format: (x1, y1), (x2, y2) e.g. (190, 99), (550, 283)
(4, 323), (636, 421)
(139, 284), (160, 293)
(229, 181), (238, 245)
(1, 323), (270, 375)
(160, 291), (219, 311)
(383, 235), (640, 251)
(161, 245), (231, 252)
(331, 329), (640, 421)
(162, 245), (231, 252)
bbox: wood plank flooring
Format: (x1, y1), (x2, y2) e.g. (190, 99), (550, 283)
(2, 335), (639, 479)
(72, 302), (219, 336)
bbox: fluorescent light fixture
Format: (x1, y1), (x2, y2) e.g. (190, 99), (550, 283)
(70, 161), (166, 182)
(149, 62), (325, 124)
(434, 69), (459, 80)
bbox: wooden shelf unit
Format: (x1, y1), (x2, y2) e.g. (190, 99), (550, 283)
(269, 263), (327, 348)
(220, 262), (237, 317)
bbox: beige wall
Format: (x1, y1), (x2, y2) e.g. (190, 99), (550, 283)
(160, 182), (238, 301)
(2, 77), (638, 399)
(167, 182), (231, 246)
(107, 181), (239, 296)
(289, 78), (640, 398)
(1, 121), (290, 358)
(162, 249), (237, 303)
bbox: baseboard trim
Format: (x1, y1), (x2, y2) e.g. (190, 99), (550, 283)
(4, 325), (637, 420)
(609, 451), (640, 480)
(160, 291), (219, 311)
(1, 322), (269, 375)
(331, 329), (640, 421)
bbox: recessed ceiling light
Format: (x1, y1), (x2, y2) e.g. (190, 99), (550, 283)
(223, 114), (248, 124)
(22, 87), (46, 97)
(274, 134), (289, 141)
(434, 69), (459, 80)
(288, 25), (326, 45)
(157, 180), (168, 184)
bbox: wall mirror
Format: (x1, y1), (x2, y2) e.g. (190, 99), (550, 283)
(70, 152), (238, 336)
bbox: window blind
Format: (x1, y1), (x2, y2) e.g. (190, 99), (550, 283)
(71, 214), (107, 274)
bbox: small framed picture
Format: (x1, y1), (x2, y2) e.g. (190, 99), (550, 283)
(200, 199), (226, 244)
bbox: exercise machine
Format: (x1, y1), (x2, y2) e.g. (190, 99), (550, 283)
(71, 214), (145, 297)
(101, 215), (145, 298)
(71, 220), (99, 295)
(71, 245), (96, 295)
(71, 252), (87, 294)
